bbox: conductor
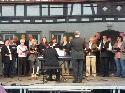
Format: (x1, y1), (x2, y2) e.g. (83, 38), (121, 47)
(68, 31), (85, 83)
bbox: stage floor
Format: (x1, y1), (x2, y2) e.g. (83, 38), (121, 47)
(1, 75), (125, 86)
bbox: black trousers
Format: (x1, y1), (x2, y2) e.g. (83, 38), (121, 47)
(96, 51), (101, 74)
(72, 59), (84, 82)
(3, 61), (13, 77)
(101, 57), (109, 76)
(18, 57), (27, 76)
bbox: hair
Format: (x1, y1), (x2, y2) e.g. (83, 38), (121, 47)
(21, 34), (26, 38)
(4, 39), (9, 44)
(103, 35), (108, 39)
(20, 39), (25, 43)
(51, 37), (56, 41)
(118, 36), (123, 42)
(31, 39), (37, 43)
(49, 43), (53, 47)
(63, 35), (69, 43)
(74, 31), (80, 36)
(41, 37), (47, 42)
(40, 37), (47, 46)
(51, 37), (57, 43)
(89, 36), (96, 43)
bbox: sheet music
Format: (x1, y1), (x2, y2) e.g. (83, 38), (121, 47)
(55, 48), (66, 56)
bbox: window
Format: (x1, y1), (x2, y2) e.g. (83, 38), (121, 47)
(2, 6), (14, 16)
(42, 4), (48, 16)
(50, 5), (63, 16)
(32, 34), (40, 43)
(68, 4), (71, 15)
(27, 5), (40, 16)
(72, 4), (81, 15)
(0, 6), (2, 16)
(83, 4), (97, 15)
(16, 5), (24, 16)
(68, 4), (81, 15)
(26, 31), (41, 44)
(1, 31), (16, 40)
(4, 34), (14, 40)
(50, 31), (65, 43)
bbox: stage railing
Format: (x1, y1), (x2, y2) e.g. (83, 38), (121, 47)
(3, 85), (125, 93)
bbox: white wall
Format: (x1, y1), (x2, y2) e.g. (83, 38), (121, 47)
(0, 22), (125, 40)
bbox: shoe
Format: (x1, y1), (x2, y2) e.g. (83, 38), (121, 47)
(86, 77), (90, 81)
(83, 76), (86, 79)
(91, 75), (96, 79)
(115, 74), (120, 77)
(34, 74), (37, 77)
(21, 75), (25, 77)
(102, 75), (109, 78)
(31, 74), (35, 78)
(34, 74), (39, 80)
(92, 75), (96, 77)
(110, 73), (114, 77)
(56, 79), (60, 82)
(36, 72), (39, 76)
(77, 79), (82, 83)
(115, 75), (120, 77)
(9, 75), (13, 78)
(102, 73), (109, 77)
(72, 80), (77, 83)
(4, 75), (8, 78)
(121, 76), (125, 78)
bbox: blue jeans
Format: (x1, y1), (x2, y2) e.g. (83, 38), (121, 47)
(115, 58), (125, 77)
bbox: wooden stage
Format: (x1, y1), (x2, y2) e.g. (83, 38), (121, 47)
(1, 75), (125, 93)
(0, 75), (125, 86)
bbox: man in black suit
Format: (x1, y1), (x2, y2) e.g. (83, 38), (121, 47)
(98, 35), (112, 77)
(68, 31), (85, 83)
(1, 40), (14, 78)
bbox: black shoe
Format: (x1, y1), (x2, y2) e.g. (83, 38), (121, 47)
(56, 79), (60, 82)
(121, 76), (125, 78)
(73, 80), (77, 83)
(102, 75), (105, 77)
(4, 75), (8, 78)
(82, 77), (85, 79)
(56, 77), (60, 81)
(102, 74), (109, 77)
(36, 72), (39, 76)
(9, 75), (13, 78)
(77, 79), (82, 83)
(115, 75), (120, 77)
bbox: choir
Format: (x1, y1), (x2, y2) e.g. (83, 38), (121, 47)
(0, 31), (125, 83)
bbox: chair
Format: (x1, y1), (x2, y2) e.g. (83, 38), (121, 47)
(41, 47), (62, 83)
(42, 60), (61, 83)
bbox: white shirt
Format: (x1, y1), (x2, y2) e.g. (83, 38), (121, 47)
(29, 40), (32, 47)
(17, 45), (28, 57)
(98, 41), (112, 51)
(7, 46), (12, 60)
(89, 42), (92, 49)
(0, 41), (4, 52)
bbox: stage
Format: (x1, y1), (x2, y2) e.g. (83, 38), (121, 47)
(1, 75), (125, 93)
